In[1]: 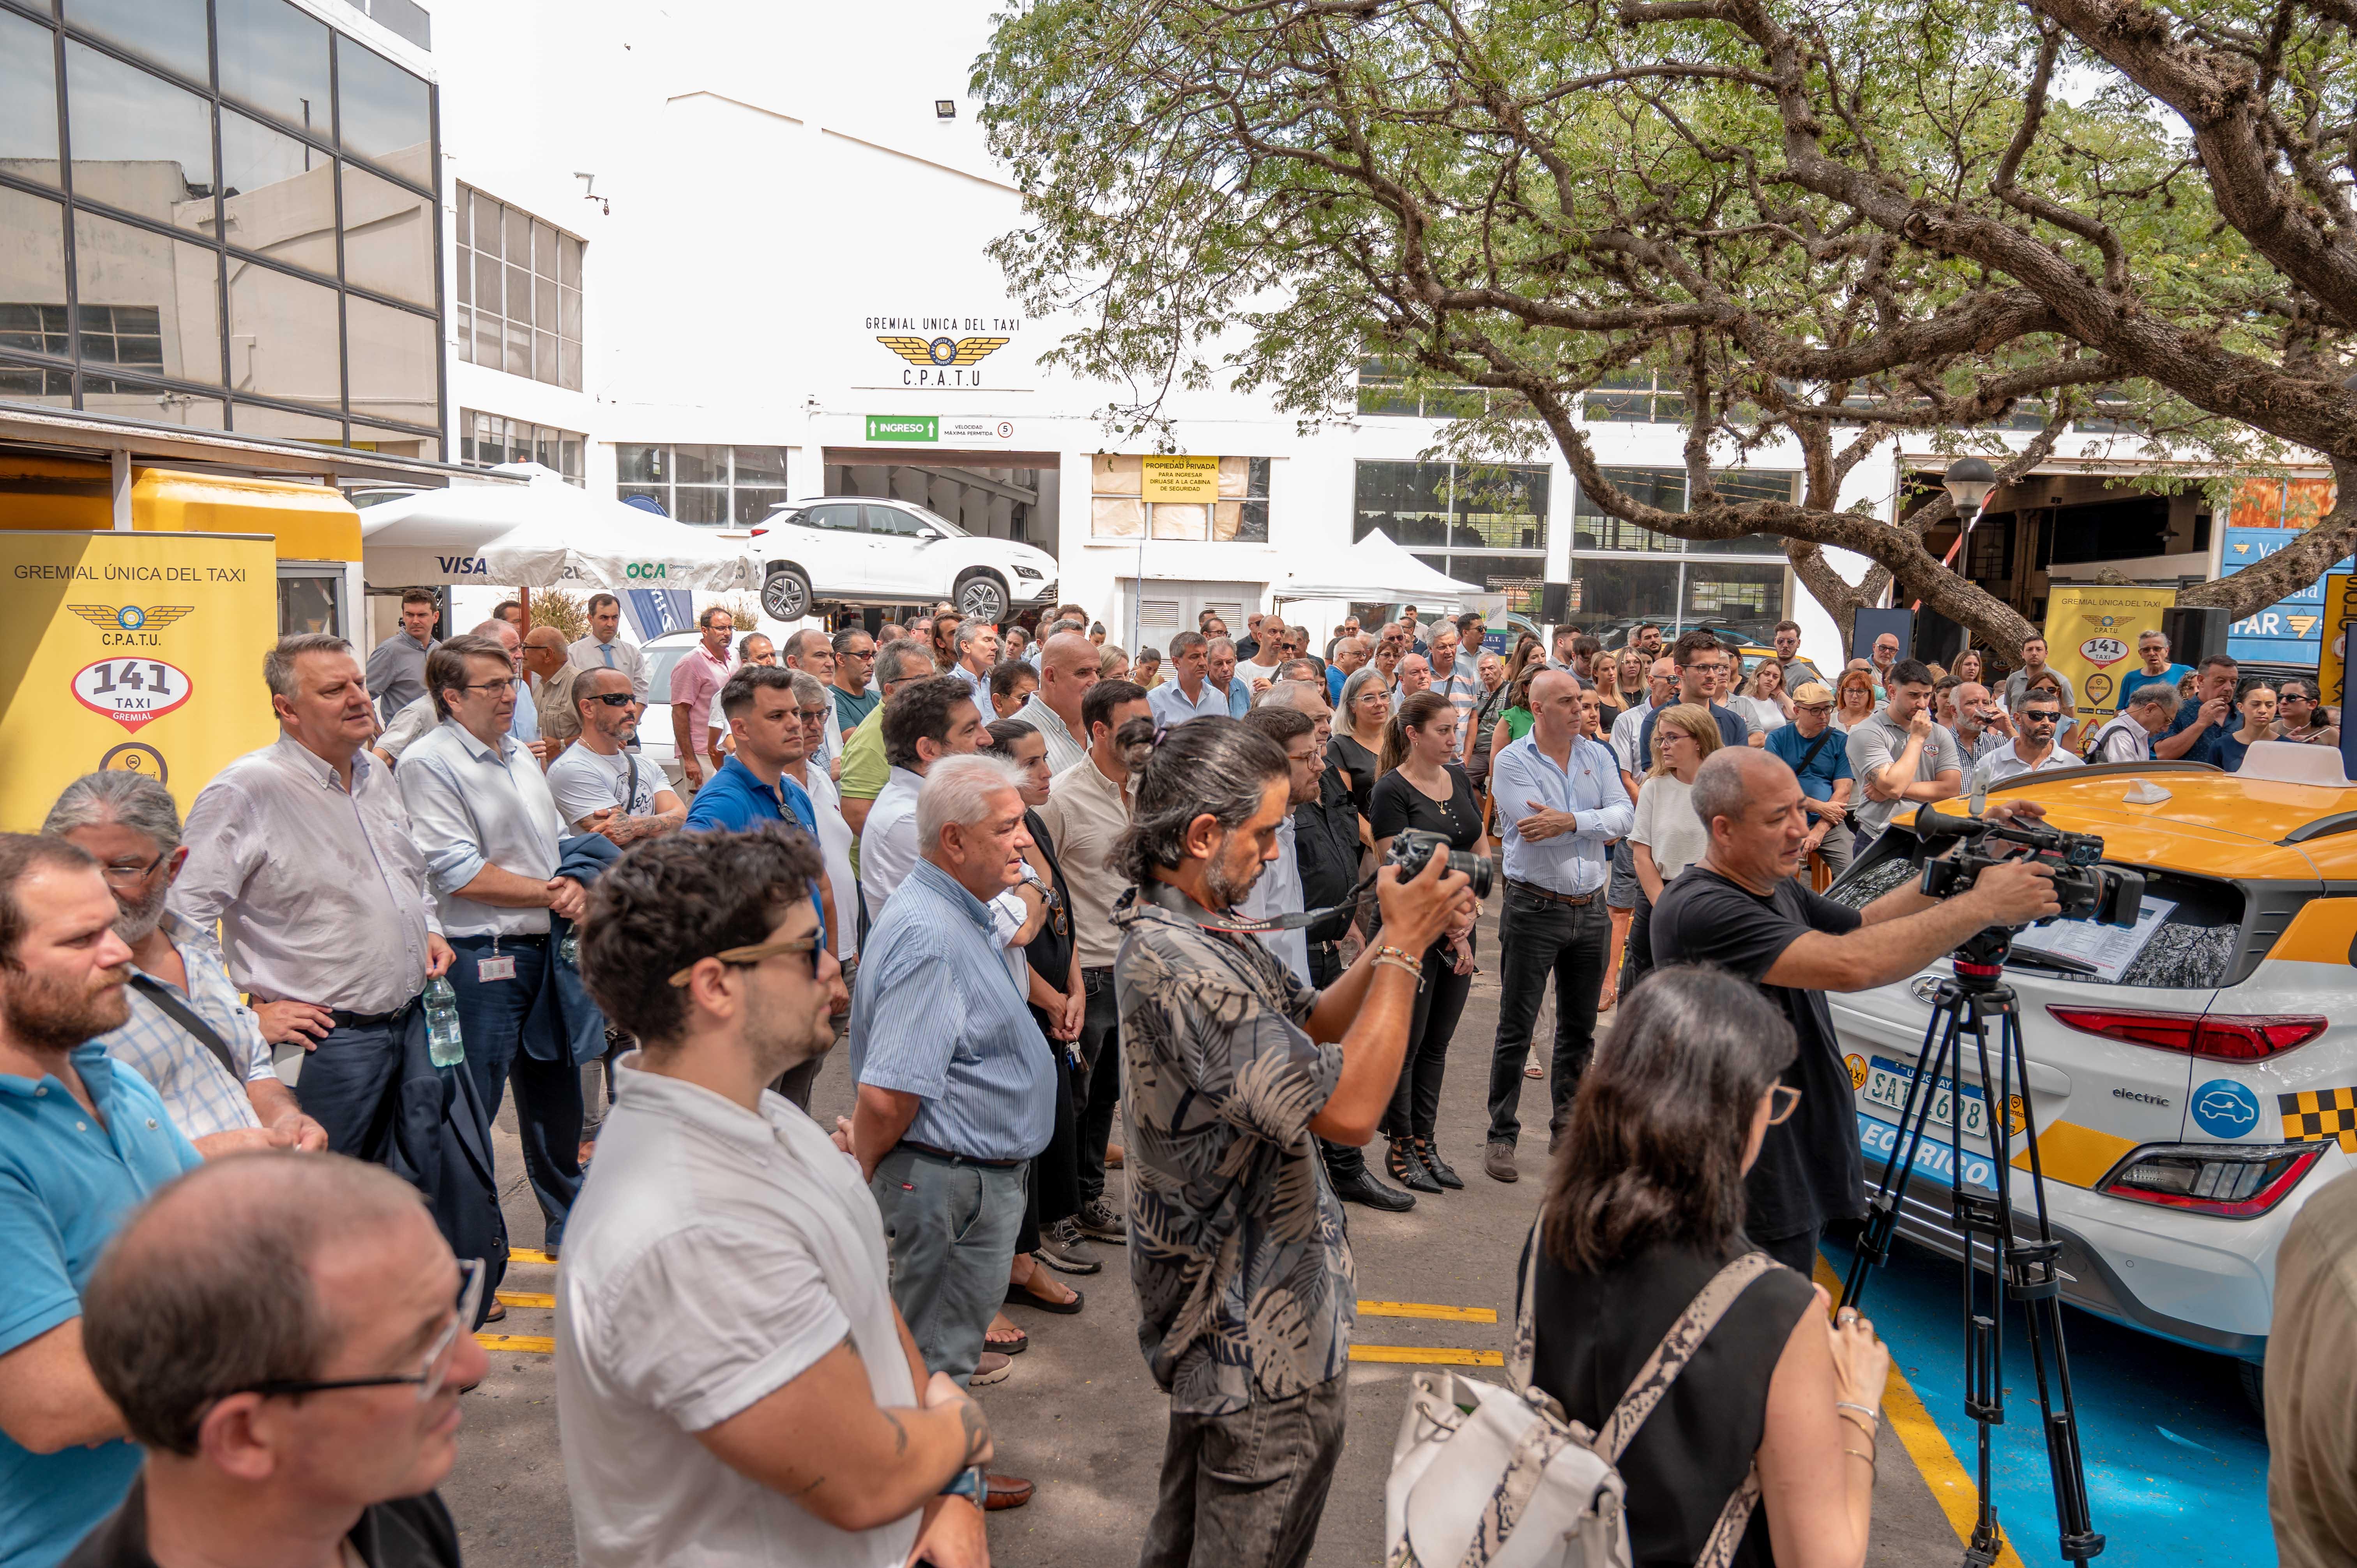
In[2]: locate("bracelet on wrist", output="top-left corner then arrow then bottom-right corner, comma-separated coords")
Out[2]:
1373,944 -> 1424,969
1835,1400 -> 1880,1424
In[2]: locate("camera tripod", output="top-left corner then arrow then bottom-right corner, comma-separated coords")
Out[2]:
1839,930 -> 2103,1566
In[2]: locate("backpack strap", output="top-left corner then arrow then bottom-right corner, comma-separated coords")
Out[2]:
1507,1223 -> 1545,1393
1594,1250 -> 1777,1463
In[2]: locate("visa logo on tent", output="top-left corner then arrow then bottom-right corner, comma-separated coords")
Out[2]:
436,556 -> 492,575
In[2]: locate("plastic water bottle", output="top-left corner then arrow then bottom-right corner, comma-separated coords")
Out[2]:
424,976 -> 465,1067
559,931 -> 580,969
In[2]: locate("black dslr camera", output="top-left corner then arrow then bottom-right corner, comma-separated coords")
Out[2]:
1386,828 -> 1494,899
1908,804 -> 2144,927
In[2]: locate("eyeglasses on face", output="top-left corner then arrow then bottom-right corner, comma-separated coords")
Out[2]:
797,706 -> 831,722
233,1258 -> 484,1404
461,678 -> 518,696
101,850 -> 168,885
667,934 -> 822,987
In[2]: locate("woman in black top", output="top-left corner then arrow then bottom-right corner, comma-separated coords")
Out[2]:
1368,690 -> 1486,1193
1329,663 -> 1392,834
1529,966 -> 1889,1568
981,719 -> 1088,1320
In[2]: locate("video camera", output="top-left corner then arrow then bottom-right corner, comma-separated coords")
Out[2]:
1386,828 -> 1494,899
1906,803 -> 2144,928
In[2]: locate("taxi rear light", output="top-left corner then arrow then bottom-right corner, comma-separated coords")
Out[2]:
2046,1006 -> 2327,1061
748,527 -> 768,537
2097,1142 -> 2323,1219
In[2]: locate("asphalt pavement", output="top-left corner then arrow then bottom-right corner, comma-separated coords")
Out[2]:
440,893 -> 2253,1567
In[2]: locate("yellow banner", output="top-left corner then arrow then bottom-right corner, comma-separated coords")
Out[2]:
2041,585 -> 2177,720
1141,455 -> 1219,503
0,531 -> 281,829
2323,573 -> 2356,710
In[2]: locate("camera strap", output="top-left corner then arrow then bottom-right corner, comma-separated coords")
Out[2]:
1139,874 -> 1376,936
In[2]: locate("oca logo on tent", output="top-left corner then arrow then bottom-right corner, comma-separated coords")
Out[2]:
2191,1079 -> 2261,1139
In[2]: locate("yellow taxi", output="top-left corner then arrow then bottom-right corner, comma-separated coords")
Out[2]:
1826,745 -> 2357,1405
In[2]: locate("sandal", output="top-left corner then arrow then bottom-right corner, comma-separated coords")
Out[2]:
985,1312 -> 1030,1355
1386,1137 -> 1442,1194
1005,1274 -> 1086,1315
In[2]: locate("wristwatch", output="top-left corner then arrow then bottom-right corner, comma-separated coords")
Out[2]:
939,1465 -> 987,1504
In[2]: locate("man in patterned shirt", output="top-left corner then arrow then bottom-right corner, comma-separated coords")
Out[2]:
1110,716 -> 1472,1568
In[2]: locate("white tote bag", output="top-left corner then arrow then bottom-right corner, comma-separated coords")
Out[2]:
1383,1232 -> 1777,1568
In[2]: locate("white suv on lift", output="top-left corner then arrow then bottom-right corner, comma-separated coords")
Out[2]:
742,496 -> 1059,625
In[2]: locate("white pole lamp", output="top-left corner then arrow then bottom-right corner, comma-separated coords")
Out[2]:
1943,456 -> 2000,536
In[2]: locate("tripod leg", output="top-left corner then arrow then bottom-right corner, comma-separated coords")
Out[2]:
1843,1000 -> 1963,1310
1954,995 -> 2009,1567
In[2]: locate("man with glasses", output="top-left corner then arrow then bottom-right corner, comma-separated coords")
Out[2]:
1763,683 -> 1858,879
2117,627 -> 2191,709
1770,619 -> 1824,689
67,1153 -> 484,1568
777,630 -> 846,774
548,668 -> 688,841
670,606 -> 737,792
570,591 -> 648,699
1973,693 -> 2082,791
1635,630 -> 1751,766
44,772 -> 327,1157
0,835 -> 204,1568
401,633 -> 588,1250
830,627 -> 883,732
173,634 -> 452,1157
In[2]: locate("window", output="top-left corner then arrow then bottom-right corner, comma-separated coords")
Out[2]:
1090,455 -> 1269,542
0,0 -> 440,452
1568,467 -> 1797,640
460,411 -> 584,484
1354,358 -> 1528,420
616,445 -> 790,526
456,185 -> 583,391
1581,369 -> 1688,425
1354,461 -> 1547,601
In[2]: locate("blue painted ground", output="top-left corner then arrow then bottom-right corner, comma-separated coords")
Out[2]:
1822,1233 -> 2274,1568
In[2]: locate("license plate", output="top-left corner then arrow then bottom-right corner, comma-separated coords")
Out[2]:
1859,1054 -> 1990,1141
1857,1111 -> 1997,1192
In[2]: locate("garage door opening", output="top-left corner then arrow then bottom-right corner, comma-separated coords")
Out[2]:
822,450 -> 1061,555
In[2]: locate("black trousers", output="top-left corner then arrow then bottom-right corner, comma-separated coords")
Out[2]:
1019,1008 -> 1083,1252
1486,889 -> 1610,1148
1074,968 -> 1122,1207
1759,1225 -> 1822,1276
1618,888 -> 1656,998
1307,943 -> 1369,1182
1380,934 -> 1473,1143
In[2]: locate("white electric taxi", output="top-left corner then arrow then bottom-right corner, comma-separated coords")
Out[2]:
739,496 -> 1057,626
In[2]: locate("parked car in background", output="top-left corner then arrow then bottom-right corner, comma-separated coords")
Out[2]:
737,496 -> 1058,625
632,629 -> 698,787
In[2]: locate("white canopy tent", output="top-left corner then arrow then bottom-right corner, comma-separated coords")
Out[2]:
1270,528 -> 1486,606
358,463 -> 759,592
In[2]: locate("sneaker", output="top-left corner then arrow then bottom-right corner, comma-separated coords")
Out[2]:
1038,1219 -> 1101,1275
1483,1141 -> 1520,1184
1074,1198 -> 1127,1243
971,1351 -> 1014,1386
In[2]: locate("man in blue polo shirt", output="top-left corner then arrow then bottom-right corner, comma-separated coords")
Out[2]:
1764,682 -> 1858,878
0,835 -> 202,1568
685,665 -> 836,953
2154,653 -> 2239,767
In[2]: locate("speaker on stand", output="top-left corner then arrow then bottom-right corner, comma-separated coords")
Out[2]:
2161,606 -> 2231,668
1539,582 -> 1573,625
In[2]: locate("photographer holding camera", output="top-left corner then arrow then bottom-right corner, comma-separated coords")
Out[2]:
1108,716 -> 1474,1568
1651,748 -> 2062,1273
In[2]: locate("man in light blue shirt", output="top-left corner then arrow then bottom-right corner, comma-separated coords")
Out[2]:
399,634 -> 586,1245
1481,669 -> 1634,1181
0,836 -> 203,1568
1148,631 -> 1232,727
848,756 -> 1055,1390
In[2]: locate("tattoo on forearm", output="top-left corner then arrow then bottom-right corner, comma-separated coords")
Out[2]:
883,1409 -> 910,1457
785,1474 -> 826,1498
958,1398 -> 988,1466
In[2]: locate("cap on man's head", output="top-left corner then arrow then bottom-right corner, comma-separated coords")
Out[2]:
1790,682 -> 1834,705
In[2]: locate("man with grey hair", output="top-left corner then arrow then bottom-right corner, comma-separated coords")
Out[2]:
2088,680 -> 2182,763
1391,652 -> 1433,711
1650,747 -> 2061,1273
45,773 -> 326,1157
70,1152 -> 482,1568
1148,629 -> 1228,726
173,634 -> 451,1157
850,755 -> 1055,1437
1327,635 -> 1368,705
944,618 -> 1002,708
839,639 -> 940,845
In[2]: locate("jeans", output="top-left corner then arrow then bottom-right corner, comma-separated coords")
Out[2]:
1486,890 -> 1610,1148
872,1145 -> 1027,1385
1074,968 -> 1122,1206
1139,1374 -> 1348,1568
1381,934 -> 1472,1143
1307,943 -> 1368,1183
1606,836 -> 1639,911
290,1010 -> 412,1157
447,934 -> 583,1247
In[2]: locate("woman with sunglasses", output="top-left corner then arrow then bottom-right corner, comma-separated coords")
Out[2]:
977,719 -> 1090,1330
1528,965 -> 1889,1568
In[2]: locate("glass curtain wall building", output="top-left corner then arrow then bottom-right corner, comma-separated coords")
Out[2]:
1354,460 -> 1550,612
1571,468 -> 1795,642
0,0 -> 441,456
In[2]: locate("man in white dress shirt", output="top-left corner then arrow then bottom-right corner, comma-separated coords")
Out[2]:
943,620 -> 1000,709
858,676 -> 986,916
399,633 -> 588,1245
1971,690 -> 2083,793
782,630 -> 846,772
568,592 -> 648,700
1235,706 -> 1320,985
1010,630 -> 1097,775
173,634 -> 453,1157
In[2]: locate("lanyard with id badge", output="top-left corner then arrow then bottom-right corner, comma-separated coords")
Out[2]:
478,934 -> 517,983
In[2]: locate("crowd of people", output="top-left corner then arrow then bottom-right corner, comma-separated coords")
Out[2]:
5,580 -> 2346,1568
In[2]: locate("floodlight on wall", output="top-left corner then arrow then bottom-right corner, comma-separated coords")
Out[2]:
936,100 -> 958,119
1942,456 -> 1999,533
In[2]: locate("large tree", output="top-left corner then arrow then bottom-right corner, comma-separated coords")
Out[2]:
977,0 -> 2357,647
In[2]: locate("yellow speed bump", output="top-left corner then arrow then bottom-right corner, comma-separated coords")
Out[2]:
496,1291 -> 555,1310
1350,1344 -> 1504,1367
1357,1300 -> 1497,1323
509,1248 -> 558,1266
476,1333 -> 555,1354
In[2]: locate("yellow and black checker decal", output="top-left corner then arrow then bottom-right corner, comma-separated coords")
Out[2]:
2279,1088 -> 2357,1152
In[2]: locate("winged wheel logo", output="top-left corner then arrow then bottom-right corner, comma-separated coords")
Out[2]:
876,335 -> 1009,367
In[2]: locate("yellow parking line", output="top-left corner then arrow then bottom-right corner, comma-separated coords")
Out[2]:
495,1291 -> 554,1310
509,1247 -> 558,1266
477,1333 -> 555,1354
1357,1300 -> 1498,1323
1811,1256 -> 2024,1568
1351,1344 -> 1505,1367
